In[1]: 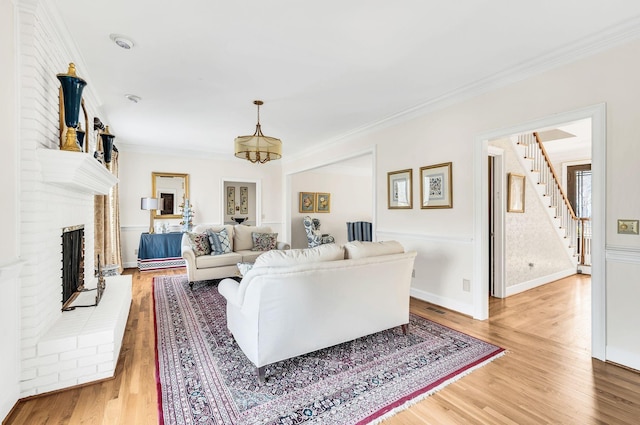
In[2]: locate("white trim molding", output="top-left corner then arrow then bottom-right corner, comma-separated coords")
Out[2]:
606,245 -> 640,264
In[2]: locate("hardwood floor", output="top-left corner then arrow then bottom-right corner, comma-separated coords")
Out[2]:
5,271 -> 640,424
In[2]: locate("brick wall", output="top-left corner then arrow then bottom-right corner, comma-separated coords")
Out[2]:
17,1 -> 130,397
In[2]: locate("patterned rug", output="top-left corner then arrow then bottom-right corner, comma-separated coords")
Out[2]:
154,275 -> 505,425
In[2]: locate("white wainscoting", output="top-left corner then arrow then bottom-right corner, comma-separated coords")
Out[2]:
377,229 -> 475,317
605,245 -> 640,370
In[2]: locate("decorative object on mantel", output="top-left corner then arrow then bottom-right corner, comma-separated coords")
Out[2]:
179,198 -> 195,232
234,100 -> 282,163
141,197 -> 159,233
232,217 -> 246,224
76,122 -> 86,150
99,126 -> 116,164
57,63 -> 87,152
94,117 -> 106,163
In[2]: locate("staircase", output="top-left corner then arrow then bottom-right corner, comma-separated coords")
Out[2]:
511,132 -> 591,271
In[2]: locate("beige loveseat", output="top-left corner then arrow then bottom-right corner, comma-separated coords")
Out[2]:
181,224 -> 290,288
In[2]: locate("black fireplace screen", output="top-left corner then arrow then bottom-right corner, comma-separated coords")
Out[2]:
61,225 -> 84,308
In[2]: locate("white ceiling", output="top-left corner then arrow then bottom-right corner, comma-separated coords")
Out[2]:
51,0 -> 640,159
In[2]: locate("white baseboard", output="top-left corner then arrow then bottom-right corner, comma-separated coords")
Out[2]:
607,346 -> 640,372
410,287 -> 474,317
505,268 -> 576,297
123,262 -> 137,269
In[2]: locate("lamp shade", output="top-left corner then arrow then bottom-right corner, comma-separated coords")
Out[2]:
141,197 -> 159,210
234,100 -> 282,164
234,132 -> 282,163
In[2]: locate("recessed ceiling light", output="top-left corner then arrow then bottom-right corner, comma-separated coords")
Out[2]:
125,94 -> 141,103
109,34 -> 134,50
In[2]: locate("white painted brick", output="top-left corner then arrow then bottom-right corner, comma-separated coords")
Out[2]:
78,351 -> 114,367
22,353 -> 58,369
37,336 -> 77,355
20,368 -> 37,381
59,364 -> 97,381
97,362 -> 115,374
78,330 -> 113,348
23,373 -> 59,391
38,359 -> 77,376
77,371 -> 113,385
59,346 -> 96,361
97,343 -> 114,354
21,346 -> 36,359
39,378 -> 80,395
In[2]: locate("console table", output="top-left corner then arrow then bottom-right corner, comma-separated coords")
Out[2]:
137,232 -> 186,271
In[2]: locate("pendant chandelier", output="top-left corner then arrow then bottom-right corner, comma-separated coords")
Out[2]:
234,100 -> 282,164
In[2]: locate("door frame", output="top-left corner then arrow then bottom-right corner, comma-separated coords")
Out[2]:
220,178 -> 262,226
473,103 -> 606,360
488,146 -> 505,298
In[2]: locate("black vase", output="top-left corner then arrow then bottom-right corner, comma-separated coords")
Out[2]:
100,126 -> 116,163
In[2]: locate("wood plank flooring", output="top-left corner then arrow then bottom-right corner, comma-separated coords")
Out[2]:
5,271 -> 640,424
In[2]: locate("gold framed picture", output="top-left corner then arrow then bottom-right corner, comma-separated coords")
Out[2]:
316,192 -> 331,213
299,192 -> 315,213
420,162 -> 453,209
387,169 -> 413,209
507,173 -> 525,213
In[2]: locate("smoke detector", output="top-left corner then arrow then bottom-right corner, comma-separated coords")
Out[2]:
125,94 -> 141,103
110,34 -> 134,50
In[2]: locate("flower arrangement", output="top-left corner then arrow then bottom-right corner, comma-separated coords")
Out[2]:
179,198 -> 195,232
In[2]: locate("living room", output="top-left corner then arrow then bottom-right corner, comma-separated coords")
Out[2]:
3,1 -> 640,423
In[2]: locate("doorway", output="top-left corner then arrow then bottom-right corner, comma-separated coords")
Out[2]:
474,104 -> 605,360
220,178 -> 262,226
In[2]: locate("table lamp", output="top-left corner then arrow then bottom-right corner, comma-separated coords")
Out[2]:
141,197 -> 159,233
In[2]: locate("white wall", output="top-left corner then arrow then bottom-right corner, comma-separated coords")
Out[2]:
118,150 -> 282,267
290,166 -> 373,249
283,38 -> 640,366
0,0 -> 21,419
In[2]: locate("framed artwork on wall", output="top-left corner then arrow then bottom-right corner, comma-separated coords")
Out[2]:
227,186 -> 235,215
507,173 -> 525,213
316,193 -> 331,213
420,162 -> 453,209
299,192 -> 315,213
387,169 -> 413,209
240,186 -> 248,214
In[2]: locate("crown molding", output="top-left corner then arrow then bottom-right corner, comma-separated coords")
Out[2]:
286,16 -> 640,163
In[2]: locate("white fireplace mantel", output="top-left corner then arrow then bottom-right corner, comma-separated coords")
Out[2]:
38,149 -> 118,194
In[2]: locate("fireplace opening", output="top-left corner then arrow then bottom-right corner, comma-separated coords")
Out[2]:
61,224 -> 85,310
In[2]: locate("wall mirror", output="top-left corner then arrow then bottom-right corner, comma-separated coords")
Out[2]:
152,172 -> 190,219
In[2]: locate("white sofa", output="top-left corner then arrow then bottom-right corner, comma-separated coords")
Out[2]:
181,224 -> 290,287
218,241 -> 417,382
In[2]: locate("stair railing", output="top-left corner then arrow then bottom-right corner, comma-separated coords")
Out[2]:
517,132 -> 579,259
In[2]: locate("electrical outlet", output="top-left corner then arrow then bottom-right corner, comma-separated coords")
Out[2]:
412,269 -> 415,278
463,279 -> 470,292
134,248 -> 138,255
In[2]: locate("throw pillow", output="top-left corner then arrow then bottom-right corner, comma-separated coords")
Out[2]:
251,232 -> 278,251
187,232 -> 211,256
207,228 -> 232,255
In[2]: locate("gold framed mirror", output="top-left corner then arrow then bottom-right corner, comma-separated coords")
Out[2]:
152,172 -> 190,219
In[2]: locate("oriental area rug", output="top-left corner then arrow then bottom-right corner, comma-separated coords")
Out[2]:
153,275 -> 505,425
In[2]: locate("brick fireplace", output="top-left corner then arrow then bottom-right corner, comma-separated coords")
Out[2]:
18,150 -> 131,397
